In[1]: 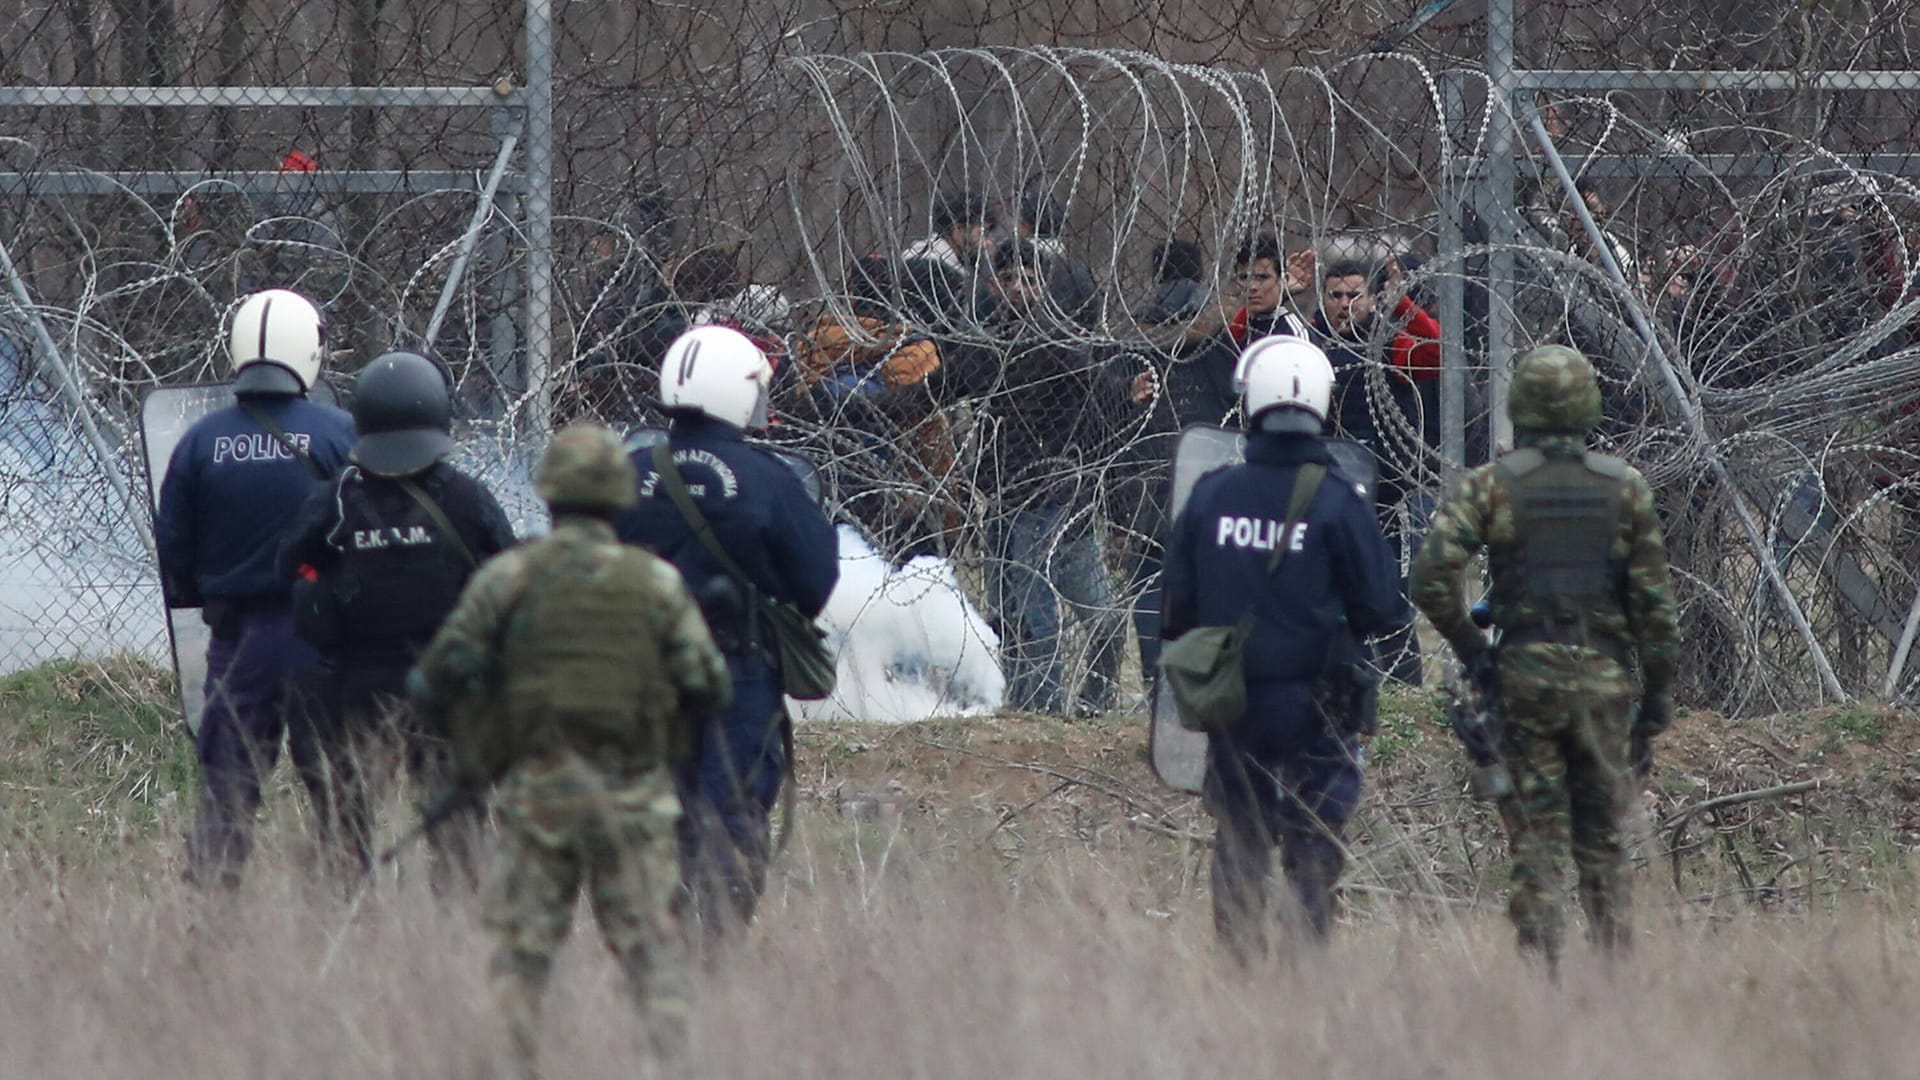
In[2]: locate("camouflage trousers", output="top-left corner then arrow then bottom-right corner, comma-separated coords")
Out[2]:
1496,645 -> 1637,965
484,754 -> 690,1079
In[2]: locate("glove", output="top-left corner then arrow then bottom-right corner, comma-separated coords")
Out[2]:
1634,695 -> 1674,737
1470,761 -> 1515,802
1630,696 -> 1672,779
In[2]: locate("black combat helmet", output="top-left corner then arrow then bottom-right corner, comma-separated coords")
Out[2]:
351,351 -> 454,477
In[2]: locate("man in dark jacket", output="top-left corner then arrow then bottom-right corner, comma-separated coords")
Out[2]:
1135,238 -> 1208,328
615,325 -> 840,939
1167,233 -> 1313,430
279,350 -> 517,885
911,240 -> 1154,714
156,288 -> 356,889
1125,234 -> 1309,699
1161,335 -> 1405,958
1015,188 -> 1101,331
1309,256 -> 1442,686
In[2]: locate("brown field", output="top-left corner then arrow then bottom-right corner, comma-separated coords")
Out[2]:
4,658 -> 1919,1078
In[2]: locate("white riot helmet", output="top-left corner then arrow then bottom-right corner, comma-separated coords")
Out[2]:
228,289 -> 325,395
1236,334 -> 1333,435
658,325 -> 773,430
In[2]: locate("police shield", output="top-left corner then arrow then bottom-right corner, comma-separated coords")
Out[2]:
1149,425 -> 1378,794
623,425 -> 827,505
140,381 -> 338,734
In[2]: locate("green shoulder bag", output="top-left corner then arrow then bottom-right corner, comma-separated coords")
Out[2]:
1159,463 -> 1324,732
651,443 -> 837,700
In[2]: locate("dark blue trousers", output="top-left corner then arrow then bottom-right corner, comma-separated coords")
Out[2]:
185,608 -> 362,887
677,649 -> 785,936
324,652 -> 479,891
1203,679 -> 1364,958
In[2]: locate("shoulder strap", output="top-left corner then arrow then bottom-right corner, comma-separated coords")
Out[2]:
239,400 -> 325,479
396,475 -> 478,570
650,441 -> 756,594
1494,445 -> 1547,483
1582,450 -> 1631,480
1265,462 -> 1327,575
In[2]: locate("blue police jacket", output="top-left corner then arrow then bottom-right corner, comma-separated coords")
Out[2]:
155,392 -> 355,606
1161,433 -> 1406,683
614,413 -> 840,643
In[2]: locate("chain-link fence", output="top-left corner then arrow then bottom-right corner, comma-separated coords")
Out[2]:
3,0 -> 1920,715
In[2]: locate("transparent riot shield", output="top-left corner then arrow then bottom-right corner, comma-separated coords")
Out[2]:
139,382 -> 337,734
1149,426 -> 1378,794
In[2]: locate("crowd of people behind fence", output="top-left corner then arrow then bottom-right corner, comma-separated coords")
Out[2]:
563,188 -> 1471,708
542,170 -> 1920,705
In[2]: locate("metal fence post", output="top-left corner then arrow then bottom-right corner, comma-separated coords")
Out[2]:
488,104 -> 522,413
1437,69 -> 1468,486
522,0 -> 555,434
423,131 -> 520,350
0,236 -> 154,561
1485,0 -> 1518,459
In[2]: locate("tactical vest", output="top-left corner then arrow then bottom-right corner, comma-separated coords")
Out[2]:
497,539 -> 681,771
328,474 -> 471,647
1488,447 -> 1630,651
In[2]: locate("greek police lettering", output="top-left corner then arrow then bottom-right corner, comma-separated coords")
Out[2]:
639,448 -> 743,499
212,431 -> 312,464
352,525 -> 434,550
1214,515 -> 1308,553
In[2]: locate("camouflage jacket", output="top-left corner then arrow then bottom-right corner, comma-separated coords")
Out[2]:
1410,434 -> 1679,696
408,515 -> 732,786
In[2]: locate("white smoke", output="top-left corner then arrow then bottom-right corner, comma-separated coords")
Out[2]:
797,526 -> 1004,724
2,389 -> 1006,727
0,380 -> 164,674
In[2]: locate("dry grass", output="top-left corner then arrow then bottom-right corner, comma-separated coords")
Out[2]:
5,659 -> 1920,1078
5,819 -> 1920,1080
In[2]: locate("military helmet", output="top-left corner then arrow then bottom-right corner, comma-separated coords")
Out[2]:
1507,345 -> 1602,433
351,351 -> 454,477
535,423 -> 637,511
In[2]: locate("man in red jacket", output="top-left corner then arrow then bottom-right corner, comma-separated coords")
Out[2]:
1308,256 -> 1442,686
1310,257 -> 1439,442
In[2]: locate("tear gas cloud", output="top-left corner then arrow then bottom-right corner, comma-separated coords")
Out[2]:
2,395 -> 1004,724
797,525 -> 1005,724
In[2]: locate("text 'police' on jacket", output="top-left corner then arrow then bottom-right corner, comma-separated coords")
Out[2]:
1214,516 -> 1308,553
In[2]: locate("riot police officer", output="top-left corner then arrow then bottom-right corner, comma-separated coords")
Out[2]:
614,325 -> 839,938
279,350 -> 517,884
1159,336 -> 1405,958
1411,345 -> 1679,968
156,288 -> 356,889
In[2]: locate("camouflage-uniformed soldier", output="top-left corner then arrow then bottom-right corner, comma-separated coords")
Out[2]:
408,424 -> 731,1078
1410,346 -> 1679,966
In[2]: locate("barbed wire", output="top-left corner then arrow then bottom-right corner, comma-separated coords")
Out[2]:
3,0 -> 1920,715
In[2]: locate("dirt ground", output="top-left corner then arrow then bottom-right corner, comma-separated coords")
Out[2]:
790,692 -> 1920,911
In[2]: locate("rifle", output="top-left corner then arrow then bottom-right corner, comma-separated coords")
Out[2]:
316,780 -> 478,976
320,785 -> 483,977
377,785 -> 483,865
1629,701 -> 1656,779
1446,602 -> 1514,802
